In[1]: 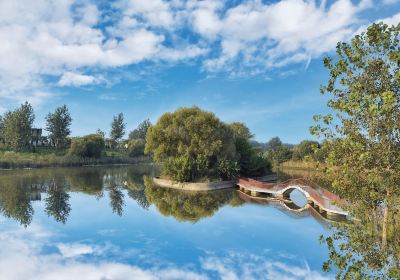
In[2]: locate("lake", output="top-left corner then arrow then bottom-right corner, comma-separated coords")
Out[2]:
0,165 -> 343,279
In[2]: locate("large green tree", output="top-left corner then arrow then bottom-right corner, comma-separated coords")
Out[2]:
145,107 -> 237,182
2,102 -> 34,150
311,22 -> 400,204
45,105 -> 72,148
110,113 -> 126,144
311,22 -> 400,278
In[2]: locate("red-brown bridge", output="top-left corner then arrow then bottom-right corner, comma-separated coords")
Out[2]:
237,177 -> 349,219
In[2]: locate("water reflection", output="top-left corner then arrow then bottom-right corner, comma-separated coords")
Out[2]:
143,176 -> 242,222
0,165 -> 242,225
321,201 -> 400,279
0,166 -> 397,279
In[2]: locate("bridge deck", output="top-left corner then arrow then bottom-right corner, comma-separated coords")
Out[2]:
237,177 -> 348,217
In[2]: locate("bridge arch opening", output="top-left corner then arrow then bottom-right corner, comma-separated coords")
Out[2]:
286,189 -> 308,208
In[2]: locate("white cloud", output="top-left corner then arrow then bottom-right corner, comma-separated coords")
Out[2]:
193,0 -> 373,75
115,0 -> 175,29
0,0 -> 204,108
0,0 -> 398,109
58,72 -> 99,87
57,243 -> 95,258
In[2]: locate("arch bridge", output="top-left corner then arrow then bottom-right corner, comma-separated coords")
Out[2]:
237,177 -> 349,220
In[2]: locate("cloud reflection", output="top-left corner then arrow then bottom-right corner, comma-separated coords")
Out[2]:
0,223 -> 333,280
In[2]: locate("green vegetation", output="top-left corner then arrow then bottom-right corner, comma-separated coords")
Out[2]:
69,134 -> 105,158
110,113 -> 126,146
0,104 -> 151,169
46,105 -> 72,149
1,102 -> 34,150
310,22 -> 400,279
129,119 -> 151,140
127,139 -> 146,157
311,22 -> 400,205
145,107 -> 270,182
229,122 -> 271,177
126,119 -> 151,157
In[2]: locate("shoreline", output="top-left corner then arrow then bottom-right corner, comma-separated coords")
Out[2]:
152,177 -> 235,191
0,157 -> 153,171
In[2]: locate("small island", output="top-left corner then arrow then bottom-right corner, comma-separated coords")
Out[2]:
144,106 -> 271,190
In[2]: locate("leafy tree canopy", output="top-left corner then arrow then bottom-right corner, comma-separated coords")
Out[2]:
292,140 -> 320,161
110,113 -> 126,143
145,107 -> 237,182
69,134 -> 105,158
311,22 -> 400,205
265,136 -> 283,151
129,119 -> 151,140
2,102 -> 34,150
45,105 -> 72,149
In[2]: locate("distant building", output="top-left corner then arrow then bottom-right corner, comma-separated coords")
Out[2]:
30,128 -> 48,146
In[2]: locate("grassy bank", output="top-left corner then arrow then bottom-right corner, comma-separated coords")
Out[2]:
278,160 -> 325,171
0,149 -> 152,169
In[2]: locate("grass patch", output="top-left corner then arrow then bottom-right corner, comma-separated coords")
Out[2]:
0,149 -> 151,169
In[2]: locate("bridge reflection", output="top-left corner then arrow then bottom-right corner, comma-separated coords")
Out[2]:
237,177 -> 349,222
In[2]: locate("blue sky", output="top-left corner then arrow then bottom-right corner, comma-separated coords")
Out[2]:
0,0 -> 399,143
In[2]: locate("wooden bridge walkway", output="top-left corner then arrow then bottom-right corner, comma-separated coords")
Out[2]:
237,177 -> 349,219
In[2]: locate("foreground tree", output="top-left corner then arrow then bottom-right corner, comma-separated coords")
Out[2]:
45,105 -> 72,148
110,113 -> 125,145
2,102 -> 34,150
321,201 -> 400,279
311,22 -> 400,278
311,22 -> 400,204
145,107 -> 237,182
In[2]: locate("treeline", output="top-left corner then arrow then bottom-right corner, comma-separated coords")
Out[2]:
0,102 -> 152,167
250,136 -> 327,167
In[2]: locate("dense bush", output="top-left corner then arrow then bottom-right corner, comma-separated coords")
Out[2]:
69,134 -> 105,158
127,139 -> 146,157
145,107 -> 237,182
146,108 -> 272,182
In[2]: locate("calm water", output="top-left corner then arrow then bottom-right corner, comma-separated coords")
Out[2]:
0,165 -> 337,280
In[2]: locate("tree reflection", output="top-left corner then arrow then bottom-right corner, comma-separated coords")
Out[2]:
44,179 -> 71,224
0,173 -> 35,227
66,168 -> 105,198
143,176 -> 240,222
123,168 -> 152,210
321,198 -> 400,279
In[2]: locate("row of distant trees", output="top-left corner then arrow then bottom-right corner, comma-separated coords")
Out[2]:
261,136 -> 327,166
0,102 -> 152,158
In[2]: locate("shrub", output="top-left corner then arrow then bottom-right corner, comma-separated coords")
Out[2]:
69,134 -> 105,158
127,139 -> 146,157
